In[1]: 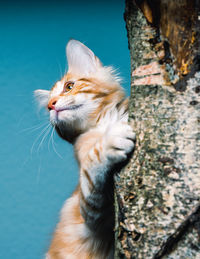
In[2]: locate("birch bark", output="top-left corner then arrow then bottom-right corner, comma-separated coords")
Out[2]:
115,1 -> 200,258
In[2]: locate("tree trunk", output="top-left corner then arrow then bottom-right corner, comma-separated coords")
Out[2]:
114,1 -> 200,258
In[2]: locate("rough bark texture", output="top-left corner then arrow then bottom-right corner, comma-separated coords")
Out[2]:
114,1 -> 200,258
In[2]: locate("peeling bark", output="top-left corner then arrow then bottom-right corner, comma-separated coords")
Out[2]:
114,1 -> 200,258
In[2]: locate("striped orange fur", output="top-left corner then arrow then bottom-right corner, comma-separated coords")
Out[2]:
35,40 -> 135,259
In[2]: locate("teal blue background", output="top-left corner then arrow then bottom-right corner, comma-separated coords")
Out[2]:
0,1 -> 130,258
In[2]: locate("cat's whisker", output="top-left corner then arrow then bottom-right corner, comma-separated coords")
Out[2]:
48,126 -> 54,152
56,59 -> 64,79
37,124 -> 52,153
30,123 -> 51,155
19,122 -> 49,134
51,126 -> 63,159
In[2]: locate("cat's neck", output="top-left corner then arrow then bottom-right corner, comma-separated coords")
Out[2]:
74,94 -> 129,144
94,92 -> 128,129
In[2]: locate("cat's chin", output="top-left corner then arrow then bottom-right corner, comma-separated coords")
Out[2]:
49,110 -> 59,125
49,109 -> 69,125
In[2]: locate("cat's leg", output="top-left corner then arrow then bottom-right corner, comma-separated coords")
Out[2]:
75,122 -> 135,234
72,122 -> 135,258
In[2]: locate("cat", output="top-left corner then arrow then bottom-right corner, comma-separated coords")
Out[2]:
35,40 -> 135,259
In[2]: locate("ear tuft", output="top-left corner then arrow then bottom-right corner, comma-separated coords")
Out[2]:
66,40 -> 101,76
34,89 -> 50,107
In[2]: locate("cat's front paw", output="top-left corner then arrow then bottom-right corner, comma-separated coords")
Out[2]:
104,122 -> 136,163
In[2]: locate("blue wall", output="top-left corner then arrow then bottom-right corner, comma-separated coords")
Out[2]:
0,1 -> 130,258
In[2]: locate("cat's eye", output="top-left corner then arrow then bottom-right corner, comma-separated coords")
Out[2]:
64,81 -> 74,92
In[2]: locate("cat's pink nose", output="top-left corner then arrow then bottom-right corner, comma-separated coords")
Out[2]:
48,97 -> 59,110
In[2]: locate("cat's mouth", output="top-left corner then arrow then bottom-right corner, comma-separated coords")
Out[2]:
55,104 -> 83,112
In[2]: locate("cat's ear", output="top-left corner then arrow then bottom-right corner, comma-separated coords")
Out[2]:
66,40 -> 102,76
34,89 -> 50,107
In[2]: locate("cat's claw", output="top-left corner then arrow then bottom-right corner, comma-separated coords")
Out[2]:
104,122 -> 135,163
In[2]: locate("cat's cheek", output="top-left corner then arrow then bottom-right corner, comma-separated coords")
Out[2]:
57,110 -> 68,121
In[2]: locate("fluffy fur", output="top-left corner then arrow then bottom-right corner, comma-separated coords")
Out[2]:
35,40 -> 135,259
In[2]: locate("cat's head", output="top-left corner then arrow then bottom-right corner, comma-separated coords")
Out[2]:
35,40 -> 124,143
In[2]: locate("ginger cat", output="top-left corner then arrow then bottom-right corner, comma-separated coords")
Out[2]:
35,40 -> 135,259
